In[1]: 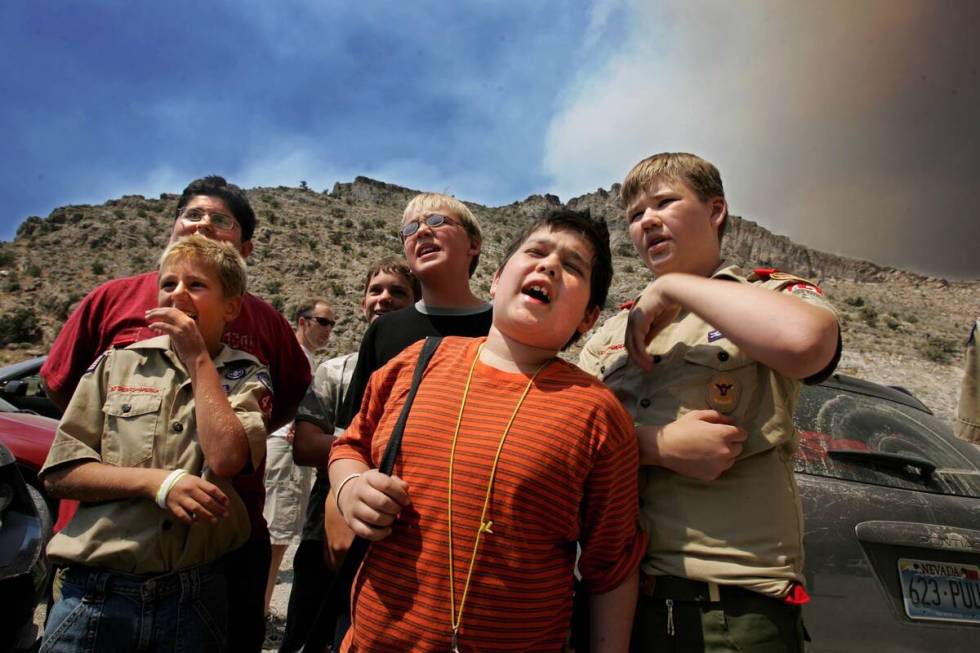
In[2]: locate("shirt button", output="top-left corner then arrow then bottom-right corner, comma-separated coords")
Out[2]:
600,366 -> 606,373
162,519 -> 172,531
652,355 -> 662,364
172,422 -> 184,432
640,398 -> 651,408
121,403 -> 131,413
717,351 -> 730,362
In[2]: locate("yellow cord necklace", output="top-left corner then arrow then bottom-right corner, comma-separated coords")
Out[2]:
447,343 -> 553,653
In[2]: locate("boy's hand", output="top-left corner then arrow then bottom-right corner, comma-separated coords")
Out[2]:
638,410 -> 746,480
337,469 -> 410,541
626,278 -> 682,371
165,474 -> 230,524
145,307 -> 209,366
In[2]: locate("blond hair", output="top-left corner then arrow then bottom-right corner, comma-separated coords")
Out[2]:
621,152 -> 727,239
621,152 -> 725,207
403,193 -> 482,276
159,234 -> 247,298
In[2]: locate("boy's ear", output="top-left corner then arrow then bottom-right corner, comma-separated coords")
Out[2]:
709,197 -> 728,234
576,305 -> 601,335
468,236 -> 482,257
223,296 -> 243,324
489,270 -> 500,299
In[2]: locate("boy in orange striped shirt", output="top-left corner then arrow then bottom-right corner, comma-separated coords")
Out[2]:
329,209 -> 644,652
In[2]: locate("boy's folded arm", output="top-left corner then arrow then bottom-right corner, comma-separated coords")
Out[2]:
589,568 -> 638,653
43,460 -> 168,502
637,410 -> 746,480
629,273 -> 839,379
187,354 -> 251,477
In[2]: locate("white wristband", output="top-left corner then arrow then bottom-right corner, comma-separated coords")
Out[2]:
334,472 -> 362,517
155,469 -> 188,509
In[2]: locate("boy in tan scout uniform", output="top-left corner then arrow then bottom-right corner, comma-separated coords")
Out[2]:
579,153 -> 841,652
39,235 -> 272,653
955,317 -> 980,443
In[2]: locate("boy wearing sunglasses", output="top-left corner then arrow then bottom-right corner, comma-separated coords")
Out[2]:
330,208 -> 643,652
336,192 -> 493,429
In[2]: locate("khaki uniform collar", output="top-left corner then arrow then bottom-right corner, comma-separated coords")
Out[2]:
710,261 -> 750,282
125,335 -> 261,369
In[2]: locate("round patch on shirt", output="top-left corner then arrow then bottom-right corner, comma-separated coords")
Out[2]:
224,367 -> 246,380
707,373 -> 740,414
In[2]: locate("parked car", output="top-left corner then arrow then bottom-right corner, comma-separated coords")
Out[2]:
0,440 -> 52,651
0,356 -> 60,420
795,374 -> 980,652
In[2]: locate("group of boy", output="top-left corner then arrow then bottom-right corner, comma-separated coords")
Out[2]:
38,151 -> 841,653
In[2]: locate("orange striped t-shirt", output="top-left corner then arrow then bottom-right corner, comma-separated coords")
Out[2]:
331,336 -> 644,652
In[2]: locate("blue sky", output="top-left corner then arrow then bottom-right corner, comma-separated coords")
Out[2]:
2,1 -> 978,278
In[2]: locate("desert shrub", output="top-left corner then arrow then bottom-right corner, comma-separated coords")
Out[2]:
918,335 -> 959,364
859,306 -> 878,327
16,217 -> 43,239
844,296 -> 865,307
92,261 -> 105,275
113,208 -> 126,219
0,307 -> 42,345
885,316 -> 901,330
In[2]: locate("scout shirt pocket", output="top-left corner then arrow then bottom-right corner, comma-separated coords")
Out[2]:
681,342 -> 755,416
101,390 -> 163,466
675,342 -> 778,459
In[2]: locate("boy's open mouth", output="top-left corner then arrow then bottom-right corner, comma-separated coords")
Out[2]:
417,243 -> 440,257
646,234 -> 670,248
522,283 -> 551,304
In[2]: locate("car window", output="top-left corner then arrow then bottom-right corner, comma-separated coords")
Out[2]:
794,384 -> 980,498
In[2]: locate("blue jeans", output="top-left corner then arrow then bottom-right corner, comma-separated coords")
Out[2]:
41,562 -> 227,653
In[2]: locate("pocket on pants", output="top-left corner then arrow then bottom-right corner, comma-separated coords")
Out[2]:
41,591 -> 104,653
716,599 -> 803,653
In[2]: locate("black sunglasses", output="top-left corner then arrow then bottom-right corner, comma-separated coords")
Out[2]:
399,213 -> 460,239
305,315 -> 336,328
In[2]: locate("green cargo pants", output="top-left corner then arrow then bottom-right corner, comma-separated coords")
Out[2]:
630,577 -> 805,653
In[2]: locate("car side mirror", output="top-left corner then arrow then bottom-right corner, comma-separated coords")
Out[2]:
2,380 -> 27,397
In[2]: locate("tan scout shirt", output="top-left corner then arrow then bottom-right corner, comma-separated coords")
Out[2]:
579,264 -> 840,597
956,319 -> 980,444
40,335 -> 271,574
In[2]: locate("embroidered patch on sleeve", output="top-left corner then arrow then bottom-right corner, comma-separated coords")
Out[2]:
255,371 -> 274,393
785,282 -> 824,296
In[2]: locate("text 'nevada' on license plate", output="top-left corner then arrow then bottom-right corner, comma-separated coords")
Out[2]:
898,558 -> 980,624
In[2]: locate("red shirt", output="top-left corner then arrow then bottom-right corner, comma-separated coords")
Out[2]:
42,271 -> 311,533
332,337 -> 645,652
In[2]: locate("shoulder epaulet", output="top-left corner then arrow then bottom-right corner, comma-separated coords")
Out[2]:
753,267 -> 824,295
618,299 -> 636,311
83,349 -> 111,376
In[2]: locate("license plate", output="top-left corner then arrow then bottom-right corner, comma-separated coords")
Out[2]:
898,558 -> 980,624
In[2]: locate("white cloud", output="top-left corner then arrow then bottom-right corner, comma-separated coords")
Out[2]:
542,0 -> 980,277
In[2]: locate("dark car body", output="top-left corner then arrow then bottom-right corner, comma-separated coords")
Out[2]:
0,440 -> 52,651
795,375 -> 980,651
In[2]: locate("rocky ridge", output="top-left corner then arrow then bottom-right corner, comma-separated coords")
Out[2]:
0,176 -> 975,422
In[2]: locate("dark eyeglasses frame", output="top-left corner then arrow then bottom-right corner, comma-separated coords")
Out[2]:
399,213 -> 460,239
179,207 -> 240,232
